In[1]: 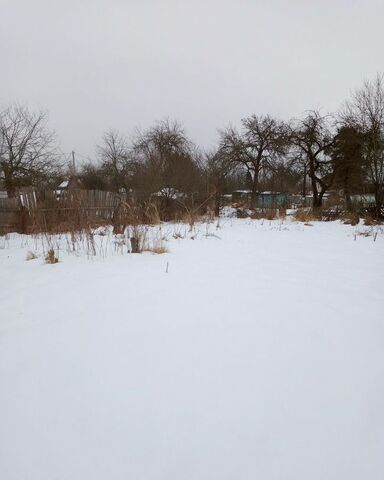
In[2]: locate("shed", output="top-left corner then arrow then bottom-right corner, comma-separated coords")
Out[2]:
232,190 -> 252,202
255,192 -> 288,208
350,194 -> 375,207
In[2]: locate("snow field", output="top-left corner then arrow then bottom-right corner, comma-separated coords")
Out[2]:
0,219 -> 383,480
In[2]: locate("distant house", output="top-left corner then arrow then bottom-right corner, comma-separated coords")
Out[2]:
231,190 -> 288,207
255,192 -> 288,208
151,187 -> 185,200
55,177 -> 84,198
58,180 -> 69,190
232,190 -> 252,202
350,194 -> 375,207
0,191 -> 8,199
288,193 -> 332,207
57,176 -> 84,192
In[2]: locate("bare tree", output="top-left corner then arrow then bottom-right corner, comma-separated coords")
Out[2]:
134,120 -> 189,163
219,115 -> 287,206
98,129 -> 134,193
133,119 -> 196,194
260,155 -> 302,193
290,111 -> 336,208
0,105 -> 59,196
204,148 -> 236,215
342,74 -> 384,216
78,162 -> 109,190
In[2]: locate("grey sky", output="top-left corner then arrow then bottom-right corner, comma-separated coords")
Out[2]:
1,0 -> 383,161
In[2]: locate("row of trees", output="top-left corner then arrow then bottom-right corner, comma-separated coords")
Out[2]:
92,120 -> 202,197
1,75 -> 383,215
215,75 -> 383,213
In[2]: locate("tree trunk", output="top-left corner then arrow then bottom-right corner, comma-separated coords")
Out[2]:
318,188 -> 327,208
302,164 -> 307,198
342,167 -> 353,211
345,192 -> 352,212
4,176 -> 17,198
374,185 -> 383,218
130,236 -> 140,253
308,157 -> 322,208
310,175 -> 321,208
250,173 -> 259,209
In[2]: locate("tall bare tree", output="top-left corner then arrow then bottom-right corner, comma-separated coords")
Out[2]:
342,74 -> 384,216
219,115 -> 287,206
98,129 -> 134,193
290,111 -> 336,208
0,105 -> 59,196
133,119 -> 197,194
78,162 -> 109,191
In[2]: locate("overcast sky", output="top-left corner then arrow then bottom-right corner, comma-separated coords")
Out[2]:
1,0 -> 383,161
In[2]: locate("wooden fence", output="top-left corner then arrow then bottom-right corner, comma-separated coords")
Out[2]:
0,197 -> 20,233
0,190 -> 125,234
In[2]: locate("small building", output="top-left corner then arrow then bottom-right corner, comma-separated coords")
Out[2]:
57,177 -> 84,191
55,177 -> 84,198
232,190 -> 252,202
289,193 -> 331,207
231,190 -> 289,207
255,192 -> 288,208
350,194 -> 375,207
152,187 -> 185,200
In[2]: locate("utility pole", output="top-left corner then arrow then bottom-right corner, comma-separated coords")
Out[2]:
71,150 -> 76,172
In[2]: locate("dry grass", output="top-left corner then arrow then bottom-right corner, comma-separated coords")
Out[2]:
237,208 -> 250,219
265,208 -> 278,220
235,207 -> 281,220
127,225 -> 146,253
143,201 -> 161,225
363,214 -> 382,226
250,210 -> 272,220
342,212 -> 360,226
26,250 -> 38,261
142,233 -> 168,254
45,248 -> 58,264
143,245 -> 168,254
278,208 -> 287,219
293,208 -> 319,222
179,210 -> 207,230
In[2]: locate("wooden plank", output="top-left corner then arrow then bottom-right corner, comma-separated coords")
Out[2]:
0,189 -> 128,233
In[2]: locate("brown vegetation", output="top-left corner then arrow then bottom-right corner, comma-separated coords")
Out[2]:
1,74 -> 384,229
45,248 -> 58,264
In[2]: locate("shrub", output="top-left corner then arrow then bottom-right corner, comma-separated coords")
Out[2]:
26,251 -> 38,261
143,245 -> 168,254
45,248 -> 58,264
342,212 -> 360,226
363,214 -> 380,226
237,208 -> 250,218
142,234 -> 168,254
293,208 -> 318,222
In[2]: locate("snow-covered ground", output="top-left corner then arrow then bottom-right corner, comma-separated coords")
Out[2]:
1,218 -> 383,480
